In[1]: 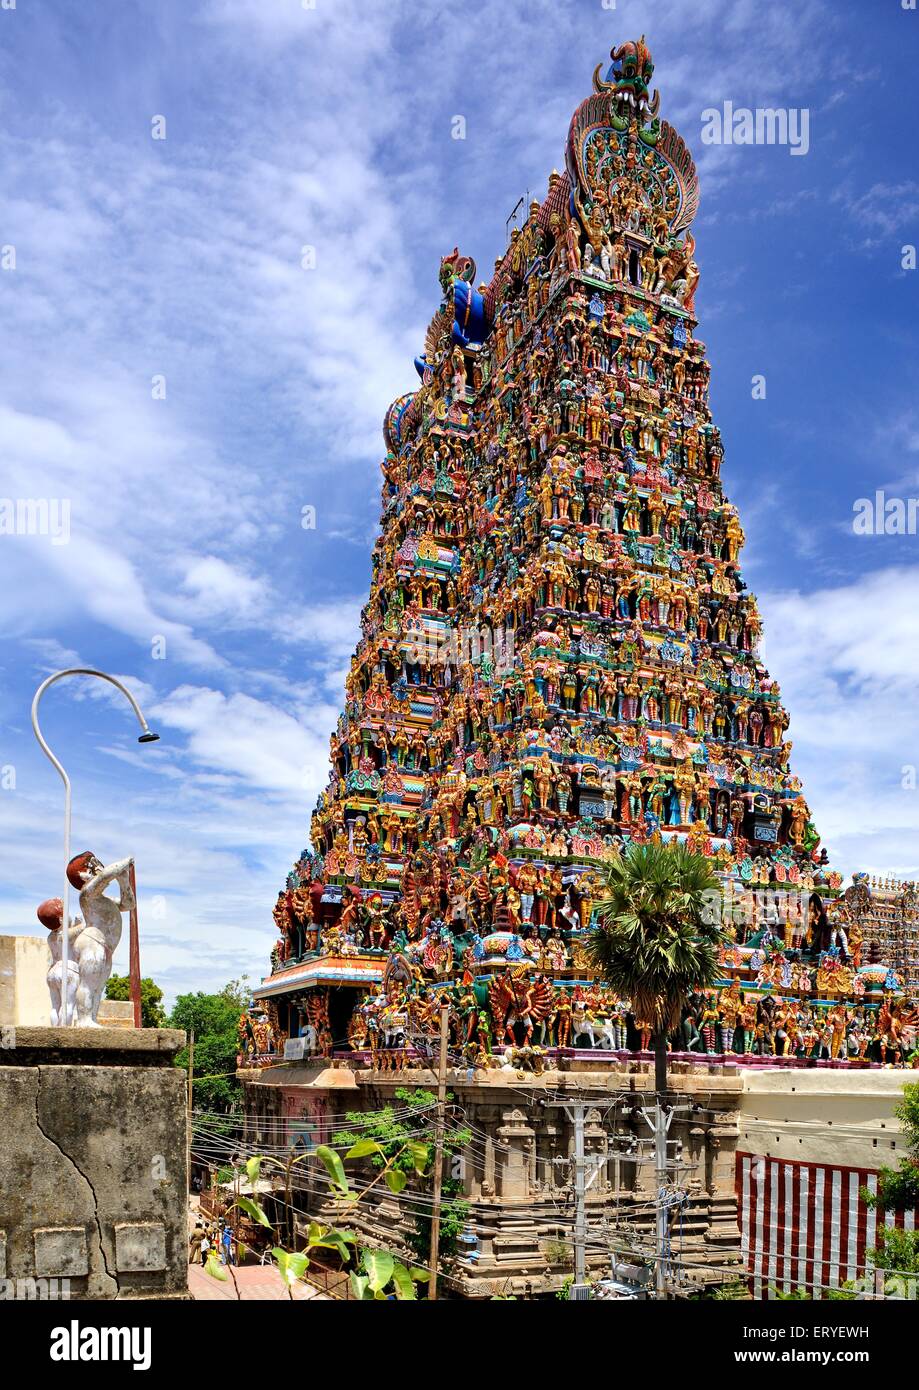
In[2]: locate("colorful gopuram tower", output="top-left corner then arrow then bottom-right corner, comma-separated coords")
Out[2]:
248,39 -> 909,1068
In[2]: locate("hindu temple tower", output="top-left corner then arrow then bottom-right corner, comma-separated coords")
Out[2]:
239,39 -> 918,1298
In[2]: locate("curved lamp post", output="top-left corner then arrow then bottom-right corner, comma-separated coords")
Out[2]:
31,668 -> 160,1026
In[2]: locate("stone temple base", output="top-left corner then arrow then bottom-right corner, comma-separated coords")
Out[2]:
242,1060 -> 745,1299
0,1027 -> 189,1299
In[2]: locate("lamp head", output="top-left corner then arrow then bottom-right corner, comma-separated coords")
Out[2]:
138,730 -> 160,744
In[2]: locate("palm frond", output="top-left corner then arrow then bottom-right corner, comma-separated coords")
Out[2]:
586,842 -> 727,1031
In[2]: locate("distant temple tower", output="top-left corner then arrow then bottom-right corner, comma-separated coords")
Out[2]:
254,37 -> 845,1051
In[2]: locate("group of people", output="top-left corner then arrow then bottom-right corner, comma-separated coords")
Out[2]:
190,1220 -> 235,1268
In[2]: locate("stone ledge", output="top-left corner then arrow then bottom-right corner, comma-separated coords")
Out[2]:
0,1026 -> 186,1066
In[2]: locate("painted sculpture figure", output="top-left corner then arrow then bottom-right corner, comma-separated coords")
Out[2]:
39,851 -> 136,1027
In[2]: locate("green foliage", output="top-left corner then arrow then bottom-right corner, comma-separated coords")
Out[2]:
207,1128 -> 433,1303
220,977 -> 252,1011
869,1226 -> 919,1277
772,1285 -> 855,1301
170,980 -> 250,1113
349,1248 -> 429,1301
316,1144 -> 351,1197
104,974 -> 167,1028
863,1083 -> 919,1212
865,1162 -> 919,1213
272,1247 -> 311,1287
588,842 -> 725,1030
688,1275 -> 749,1301
708,1278 -> 750,1301
332,1086 -> 471,1264
170,982 -> 249,1037
237,1195 -> 272,1229
863,1082 -> 919,1285
205,1251 -> 228,1282
895,1081 -> 919,1147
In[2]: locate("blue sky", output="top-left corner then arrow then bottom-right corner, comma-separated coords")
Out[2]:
1,0 -> 918,1005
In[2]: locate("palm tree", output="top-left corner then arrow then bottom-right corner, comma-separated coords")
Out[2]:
587,841 -> 726,1095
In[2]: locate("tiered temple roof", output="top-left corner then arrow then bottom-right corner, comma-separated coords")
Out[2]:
246,39 -> 916,1071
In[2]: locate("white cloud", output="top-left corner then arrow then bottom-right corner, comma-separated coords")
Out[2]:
761,567 -> 919,881
152,683 -> 335,796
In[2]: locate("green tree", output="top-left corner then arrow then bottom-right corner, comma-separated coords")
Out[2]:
588,842 -> 726,1094
869,1081 -> 919,1210
170,977 -> 250,1114
332,1087 -> 471,1265
863,1080 -> 919,1284
104,974 -> 167,1029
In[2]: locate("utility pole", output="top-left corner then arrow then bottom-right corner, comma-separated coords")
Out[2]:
540,1093 -> 685,1300
653,1101 -> 669,1300
186,1030 -> 194,1195
542,1096 -> 599,1298
428,1003 -> 450,1301
637,1098 -> 690,1299
571,1101 -> 588,1292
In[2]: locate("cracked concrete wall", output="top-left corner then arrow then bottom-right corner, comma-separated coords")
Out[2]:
0,1028 -> 188,1299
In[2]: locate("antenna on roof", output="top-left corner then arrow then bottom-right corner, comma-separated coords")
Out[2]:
505,192 -> 529,245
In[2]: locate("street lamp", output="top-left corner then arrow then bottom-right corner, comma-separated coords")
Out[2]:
31,668 -> 160,1026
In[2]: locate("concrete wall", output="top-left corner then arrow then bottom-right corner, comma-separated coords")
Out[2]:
734,1070 -> 916,1295
0,935 -> 51,1027
98,999 -> 136,1029
0,1027 -> 188,1299
737,1068 -> 912,1170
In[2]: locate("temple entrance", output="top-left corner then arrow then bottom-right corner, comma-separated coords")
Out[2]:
328,986 -> 357,1052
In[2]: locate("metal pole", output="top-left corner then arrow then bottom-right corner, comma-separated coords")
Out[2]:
187,1031 -> 195,1196
572,1102 -> 587,1290
428,1003 -> 450,1301
30,668 -> 158,1028
63,776 -> 72,1024
654,1100 -> 668,1299
128,861 -> 142,1027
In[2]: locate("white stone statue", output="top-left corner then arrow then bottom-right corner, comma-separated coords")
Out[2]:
38,898 -> 80,1027
39,852 -> 135,1027
70,852 -> 135,1026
